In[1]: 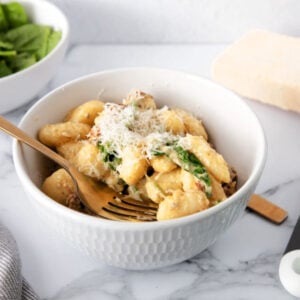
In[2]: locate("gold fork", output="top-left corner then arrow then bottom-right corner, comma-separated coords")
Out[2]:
0,116 -> 158,222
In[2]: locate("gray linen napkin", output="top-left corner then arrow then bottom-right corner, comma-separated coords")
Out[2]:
0,223 -> 38,300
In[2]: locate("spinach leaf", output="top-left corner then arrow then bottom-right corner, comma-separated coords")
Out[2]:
0,60 -> 12,77
0,50 -> 16,57
7,52 -> 36,72
2,2 -> 28,29
98,142 -> 122,171
47,30 -> 61,54
5,24 -> 48,51
151,149 -> 165,156
0,6 -> 8,32
34,26 -> 51,60
0,40 -> 13,49
153,144 -> 212,198
172,145 -> 212,197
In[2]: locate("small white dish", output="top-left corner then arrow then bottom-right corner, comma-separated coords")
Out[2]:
279,250 -> 300,298
0,0 -> 69,113
12,68 -> 267,270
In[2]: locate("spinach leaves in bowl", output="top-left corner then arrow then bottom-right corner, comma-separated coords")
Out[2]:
0,1 -> 61,78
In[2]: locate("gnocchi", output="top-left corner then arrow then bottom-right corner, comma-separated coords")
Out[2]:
42,168 -> 75,205
64,100 -> 104,125
38,122 -> 90,148
40,90 -> 237,221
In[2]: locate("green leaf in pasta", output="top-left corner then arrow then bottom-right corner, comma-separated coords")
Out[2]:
153,143 -> 212,198
151,149 -> 165,156
171,145 -> 212,198
97,141 -> 122,171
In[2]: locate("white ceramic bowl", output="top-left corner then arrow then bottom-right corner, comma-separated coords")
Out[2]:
0,0 -> 69,113
12,68 -> 266,270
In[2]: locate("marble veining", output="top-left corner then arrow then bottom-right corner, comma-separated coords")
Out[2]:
47,249 -> 293,300
0,44 -> 299,299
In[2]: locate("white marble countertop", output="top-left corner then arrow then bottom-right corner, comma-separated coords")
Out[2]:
1,43 -> 300,300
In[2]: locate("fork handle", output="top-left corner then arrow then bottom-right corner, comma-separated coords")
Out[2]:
0,116 -> 70,170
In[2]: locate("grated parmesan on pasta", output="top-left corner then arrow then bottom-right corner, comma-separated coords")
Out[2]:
91,101 -> 186,159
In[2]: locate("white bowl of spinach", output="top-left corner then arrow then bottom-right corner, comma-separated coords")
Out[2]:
0,0 -> 69,113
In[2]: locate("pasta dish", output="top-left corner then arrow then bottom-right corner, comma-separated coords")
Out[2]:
39,90 -> 237,221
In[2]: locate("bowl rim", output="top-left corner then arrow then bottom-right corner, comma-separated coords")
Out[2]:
0,0 -> 70,83
12,67 -> 267,230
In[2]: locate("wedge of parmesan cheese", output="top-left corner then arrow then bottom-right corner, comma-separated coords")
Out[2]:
212,30 -> 300,113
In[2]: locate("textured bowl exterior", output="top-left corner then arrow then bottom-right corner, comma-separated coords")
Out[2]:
0,0 -> 69,113
13,68 -> 266,270
24,186 -> 254,269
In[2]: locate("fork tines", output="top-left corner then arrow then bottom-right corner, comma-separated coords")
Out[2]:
104,197 -> 158,222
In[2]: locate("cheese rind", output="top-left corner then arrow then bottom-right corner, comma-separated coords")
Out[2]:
212,30 -> 300,113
